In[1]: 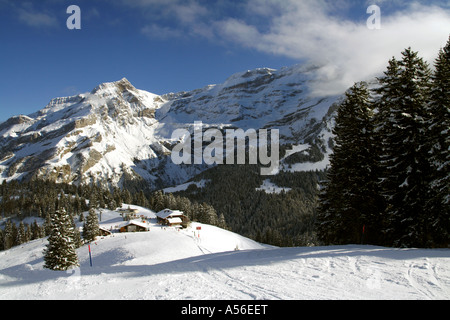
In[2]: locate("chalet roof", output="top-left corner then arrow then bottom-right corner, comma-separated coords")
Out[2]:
167,217 -> 183,224
118,207 -> 139,213
122,220 -> 150,229
156,209 -> 184,219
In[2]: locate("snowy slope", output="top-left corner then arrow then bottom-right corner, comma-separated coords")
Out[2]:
1,206 -> 449,300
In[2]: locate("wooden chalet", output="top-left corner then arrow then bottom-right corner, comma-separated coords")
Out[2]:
119,220 -> 150,233
99,227 -> 112,236
156,209 -> 189,228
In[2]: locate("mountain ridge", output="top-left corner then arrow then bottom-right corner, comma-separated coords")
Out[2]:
0,64 -> 341,190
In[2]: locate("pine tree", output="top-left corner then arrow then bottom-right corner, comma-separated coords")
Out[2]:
151,190 -> 165,212
74,193 -> 82,215
89,191 -> 99,210
83,208 -> 99,243
113,187 -> 123,209
71,218 -> 83,249
25,224 -> 32,243
122,189 -> 132,205
136,190 -> 147,207
31,220 -> 41,240
43,208 -> 79,271
10,223 -> 18,248
425,36 -> 450,247
317,82 -> 379,244
0,229 -> 4,251
375,48 -> 432,247
217,213 -> 227,229
16,221 -> 27,245
3,220 -> 14,250
43,212 -> 52,236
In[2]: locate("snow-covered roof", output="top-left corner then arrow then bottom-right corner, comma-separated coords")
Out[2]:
117,207 -> 139,213
156,209 -> 184,219
167,217 -> 182,224
122,220 -> 150,229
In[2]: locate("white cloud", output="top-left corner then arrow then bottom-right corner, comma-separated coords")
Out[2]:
141,24 -> 183,39
172,1 -> 209,24
215,0 -> 450,96
17,5 -> 58,28
123,0 -> 450,96
130,0 -> 213,40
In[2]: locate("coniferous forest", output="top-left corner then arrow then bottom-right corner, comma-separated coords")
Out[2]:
317,39 -> 449,248
0,38 -> 449,258
0,179 -> 225,256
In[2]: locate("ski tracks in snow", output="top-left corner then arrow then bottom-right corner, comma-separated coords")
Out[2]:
191,234 -> 283,299
184,240 -> 450,300
406,259 -> 449,300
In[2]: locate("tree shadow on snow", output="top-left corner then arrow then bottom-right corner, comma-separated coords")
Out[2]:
2,244 -> 448,290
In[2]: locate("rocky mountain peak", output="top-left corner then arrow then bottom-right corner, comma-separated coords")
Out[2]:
91,77 -> 136,97
0,65 -> 341,190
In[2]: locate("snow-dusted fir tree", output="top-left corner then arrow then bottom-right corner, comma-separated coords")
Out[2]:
374,48 -> 432,247
71,218 -> 83,249
16,221 -> 27,245
43,208 -> 79,271
83,208 -> 99,243
197,203 -> 219,225
317,82 -> 380,245
425,36 -> 450,247
2,220 -> 14,250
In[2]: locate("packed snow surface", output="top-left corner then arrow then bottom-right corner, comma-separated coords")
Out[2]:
0,205 -> 449,300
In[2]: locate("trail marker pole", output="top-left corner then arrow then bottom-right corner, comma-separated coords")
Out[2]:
361,225 -> 366,245
88,244 -> 93,267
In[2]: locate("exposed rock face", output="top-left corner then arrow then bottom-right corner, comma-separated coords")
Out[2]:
0,66 -> 341,190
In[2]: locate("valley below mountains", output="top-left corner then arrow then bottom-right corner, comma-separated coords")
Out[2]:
0,64 -> 342,245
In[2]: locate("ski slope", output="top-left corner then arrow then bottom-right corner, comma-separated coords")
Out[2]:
0,206 -> 449,300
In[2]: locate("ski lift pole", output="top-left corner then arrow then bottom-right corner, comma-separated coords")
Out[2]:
88,244 -> 93,267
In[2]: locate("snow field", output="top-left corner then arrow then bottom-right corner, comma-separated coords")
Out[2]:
0,205 -> 449,300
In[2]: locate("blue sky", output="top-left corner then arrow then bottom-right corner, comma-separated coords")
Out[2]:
1,0 -> 449,122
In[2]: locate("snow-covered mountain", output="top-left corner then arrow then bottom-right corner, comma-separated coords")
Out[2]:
0,64 -> 341,189
1,205 -> 449,300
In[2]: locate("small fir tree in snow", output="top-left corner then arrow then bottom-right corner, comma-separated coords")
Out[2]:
16,221 -> 27,245
71,218 -> 83,249
3,220 -> 14,250
43,208 -> 79,271
31,220 -> 42,240
83,208 -> 99,243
